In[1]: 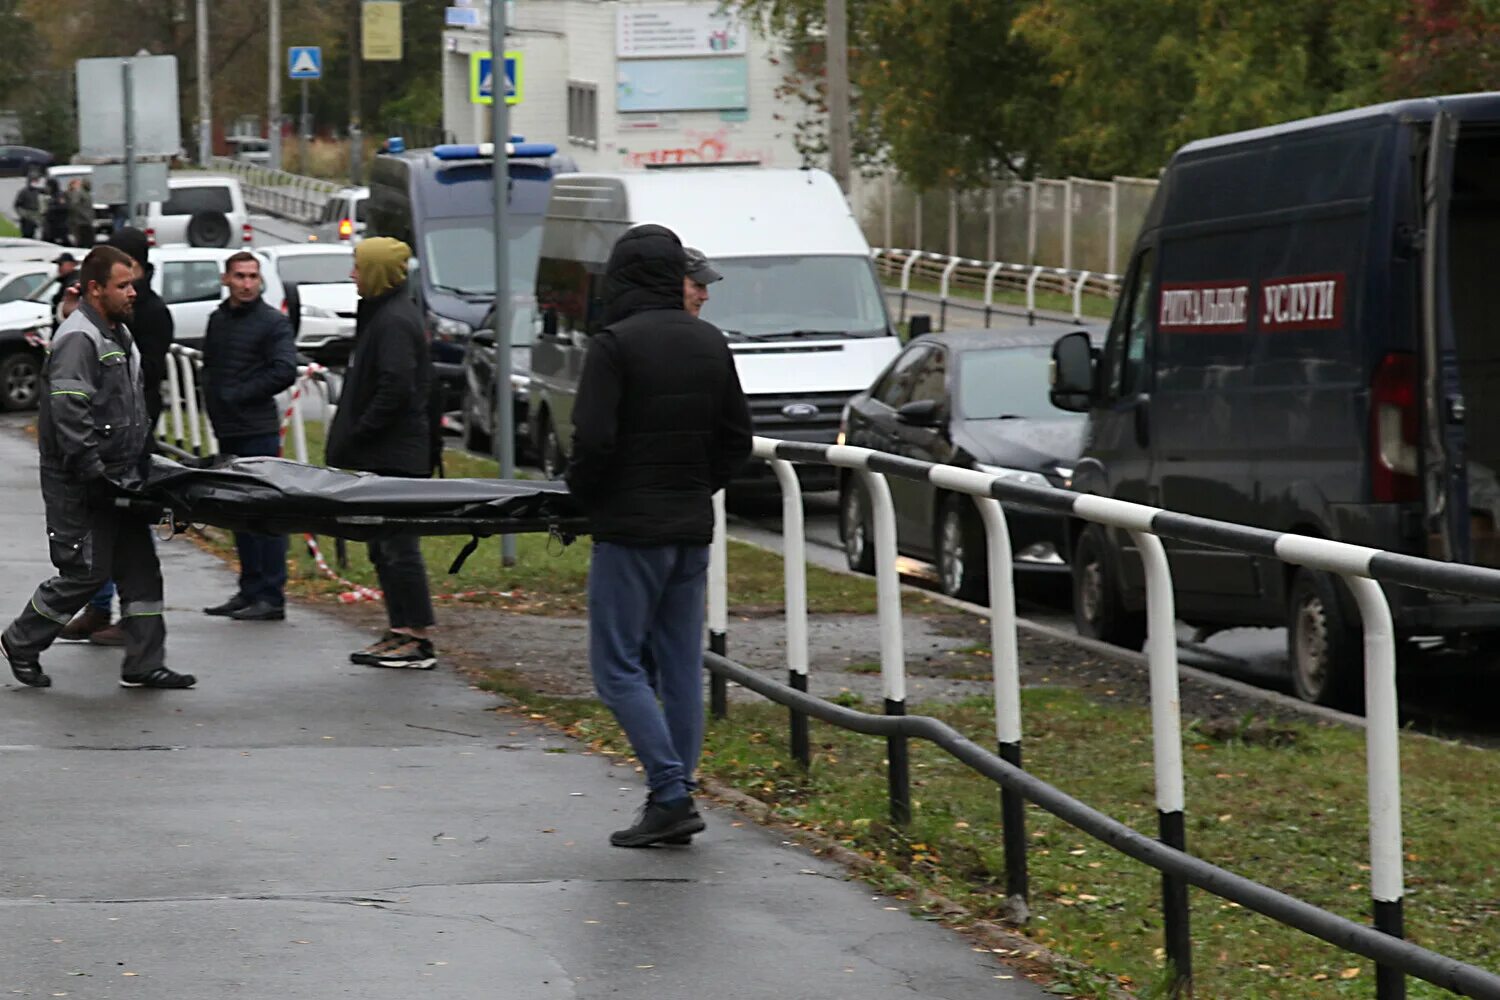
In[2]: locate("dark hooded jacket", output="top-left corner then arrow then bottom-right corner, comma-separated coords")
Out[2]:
106,228 -> 175,424
565,224 -> 752,546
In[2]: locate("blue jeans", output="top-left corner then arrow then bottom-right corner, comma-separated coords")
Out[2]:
89,578 -> 116,612
221,433 -> 288,607
588,542 -> 709,803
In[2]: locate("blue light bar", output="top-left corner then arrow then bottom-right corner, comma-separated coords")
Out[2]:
432,141 -> 559,161
386,136 -> 405,154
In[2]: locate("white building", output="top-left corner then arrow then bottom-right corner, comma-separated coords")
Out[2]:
441,0 -> 806,172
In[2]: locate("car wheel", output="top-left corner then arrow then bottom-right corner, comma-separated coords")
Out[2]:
462,388 -> 492,455
186,210 -> 231,248
0,351 -> 41,411
1287,568 -> 1364,707
541,415 -> 566,480
839,477 -> 876,574
936,496 -> 987,601
1072,524 -> 1146,650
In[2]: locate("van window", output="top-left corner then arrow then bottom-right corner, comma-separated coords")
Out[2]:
537,256 -> 592,333
160,260 -> 224,304
162,186 -> 233,217
422,215 -> 544,301
699,256 -> 889,338
1102,249 -> 1155,397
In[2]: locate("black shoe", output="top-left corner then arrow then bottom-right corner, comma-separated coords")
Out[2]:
229,600 -> 285,622
369,636 -> 437,670
120,667 -> 196,689
1,632 -> 50,688
350,631 -> 402,665
203,594 -> 251,617
610,795 -> 705,848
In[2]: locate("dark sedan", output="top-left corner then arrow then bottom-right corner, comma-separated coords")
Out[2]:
0,146 -> 54,176
837,328 -> 1098,600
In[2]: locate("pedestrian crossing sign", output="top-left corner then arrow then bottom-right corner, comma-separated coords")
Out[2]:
288,46 -> 322,80
469,50 -> 523,105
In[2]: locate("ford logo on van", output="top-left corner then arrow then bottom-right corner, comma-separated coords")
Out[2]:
781,402 -> 820,420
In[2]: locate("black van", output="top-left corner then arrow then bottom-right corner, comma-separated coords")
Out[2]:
366,142 -> 571,416
1050,94 -> 1500,706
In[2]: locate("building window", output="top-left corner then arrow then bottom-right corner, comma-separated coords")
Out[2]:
567,81 -> 598,148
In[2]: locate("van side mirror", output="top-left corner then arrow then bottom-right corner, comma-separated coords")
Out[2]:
1050,331 -> 1096,412
896,398 -> 942,426
908,314 -> 933,339
541,309 -> 559,339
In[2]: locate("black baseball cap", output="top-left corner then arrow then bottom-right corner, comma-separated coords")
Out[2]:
52,252 -> 76,265
683,246 -> 722,284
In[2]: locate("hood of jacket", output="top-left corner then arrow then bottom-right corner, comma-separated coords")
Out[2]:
355,236 -> 412,298
602,224 -> 686,326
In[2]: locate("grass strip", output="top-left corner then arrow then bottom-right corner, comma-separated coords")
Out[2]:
476,669 -> 1500,1000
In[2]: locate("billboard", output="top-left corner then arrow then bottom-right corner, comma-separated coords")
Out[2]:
616,57 -> 748,113
616,4 -> 747,58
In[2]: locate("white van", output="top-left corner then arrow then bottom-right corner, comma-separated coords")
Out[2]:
527,166 -> 899,487
144,175 -> 252,248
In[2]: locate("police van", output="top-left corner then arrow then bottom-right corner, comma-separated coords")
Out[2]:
1050,94 -> 1500,705
527,166 -> 900,488
366,139 -> 572,421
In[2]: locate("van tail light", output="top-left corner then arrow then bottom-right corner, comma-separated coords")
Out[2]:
279,298 -> 288,314
242,223 -> 254,244
338,218 -> 353,240
145,227 -> 156,247
1371,352 -> 1420,502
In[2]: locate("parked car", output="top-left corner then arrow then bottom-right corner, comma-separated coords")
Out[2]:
459,300 -> 533,459
150,246 -> 277,350
0,238 -> 71,264
1049,93 -> 1500,707
259,243 -> 357,365
0,145 -> 53,176
0,262 -> 56,306
144,175 -> 251,248
839,328 -> 1095,600
0,295 -> 54,411
310,186 -> 368,245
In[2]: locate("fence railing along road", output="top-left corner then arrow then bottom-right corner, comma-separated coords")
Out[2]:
708,436 -> 1500,1000
872,247 -> 1119,330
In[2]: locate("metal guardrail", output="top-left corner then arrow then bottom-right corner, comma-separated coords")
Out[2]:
706,435 -> 1500,999
872,247 -> 1121,329
206,157 -> 340,226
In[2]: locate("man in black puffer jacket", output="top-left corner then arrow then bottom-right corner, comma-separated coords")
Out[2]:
567,224 -> 752,848
326,237 -> 441,671
201,251 -> 298,622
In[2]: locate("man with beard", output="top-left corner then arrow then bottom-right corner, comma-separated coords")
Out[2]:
0,245 -> 195,690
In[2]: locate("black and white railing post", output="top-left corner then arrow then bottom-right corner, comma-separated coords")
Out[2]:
1128,525 -> 1193,995
708,490 -> 730,720
849,455 -> 910,827
898,251 -> 919,324
768,454 -> 812,768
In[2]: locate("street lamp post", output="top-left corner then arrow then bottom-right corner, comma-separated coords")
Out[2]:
490,0 -> 516,565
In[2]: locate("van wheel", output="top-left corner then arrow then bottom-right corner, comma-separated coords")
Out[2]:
839,478 -> 876,574
462,388 -> 492,455
1073,524 -> 1146,650
186,210 -> 231,248
936,496 -> 986,601
0,351 -> 40,411
1287,569 -> 1364,707
540,415 -> 566,480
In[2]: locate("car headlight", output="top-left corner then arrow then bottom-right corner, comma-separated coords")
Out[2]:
428,313 -> 473,342
974,463 -> 1050,488
301,304 -> 339,319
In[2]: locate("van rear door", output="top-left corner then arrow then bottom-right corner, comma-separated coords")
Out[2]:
1420,111 -> 1472,563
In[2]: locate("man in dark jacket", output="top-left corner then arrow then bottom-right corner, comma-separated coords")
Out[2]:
0,246 -> 195,690
567,224 -> 752,848
326,237 -> 439,670
201,251 -> 299,621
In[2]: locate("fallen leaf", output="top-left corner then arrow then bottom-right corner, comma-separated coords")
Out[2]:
1341,968 -> 1361,980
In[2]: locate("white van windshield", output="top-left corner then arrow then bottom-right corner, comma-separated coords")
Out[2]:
698,255 -> 890,339
423,216 -> 543,300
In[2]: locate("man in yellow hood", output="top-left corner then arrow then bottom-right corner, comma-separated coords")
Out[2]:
326,236 -> 441,669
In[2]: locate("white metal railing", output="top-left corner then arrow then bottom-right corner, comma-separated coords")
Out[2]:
872,247 -> 1120,329
207,157 -> 340,226
156,344 -> 335,463
706,435 -> 1500,1000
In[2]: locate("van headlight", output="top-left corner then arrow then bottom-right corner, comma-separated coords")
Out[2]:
428,313 -> 473,342
974,463 -> 1050,488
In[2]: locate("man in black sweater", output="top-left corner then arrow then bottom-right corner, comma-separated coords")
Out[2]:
567,224 -> 752,848
201,251 -> 299,622
326,237 -> 441,670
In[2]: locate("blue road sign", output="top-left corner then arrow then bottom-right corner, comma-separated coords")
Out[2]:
470,51 -> 523,105
288,46 -> 322,80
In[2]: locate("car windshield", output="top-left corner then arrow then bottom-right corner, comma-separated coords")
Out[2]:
278,253 -> 353,286
422,214 -> 543,301
698,255 -> 890,339
958,345 -> 1083,421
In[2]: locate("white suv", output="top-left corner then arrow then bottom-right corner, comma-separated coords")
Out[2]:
144,175 -> 251,249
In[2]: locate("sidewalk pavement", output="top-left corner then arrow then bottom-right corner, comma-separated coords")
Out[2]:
0,420 -> 1049,999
